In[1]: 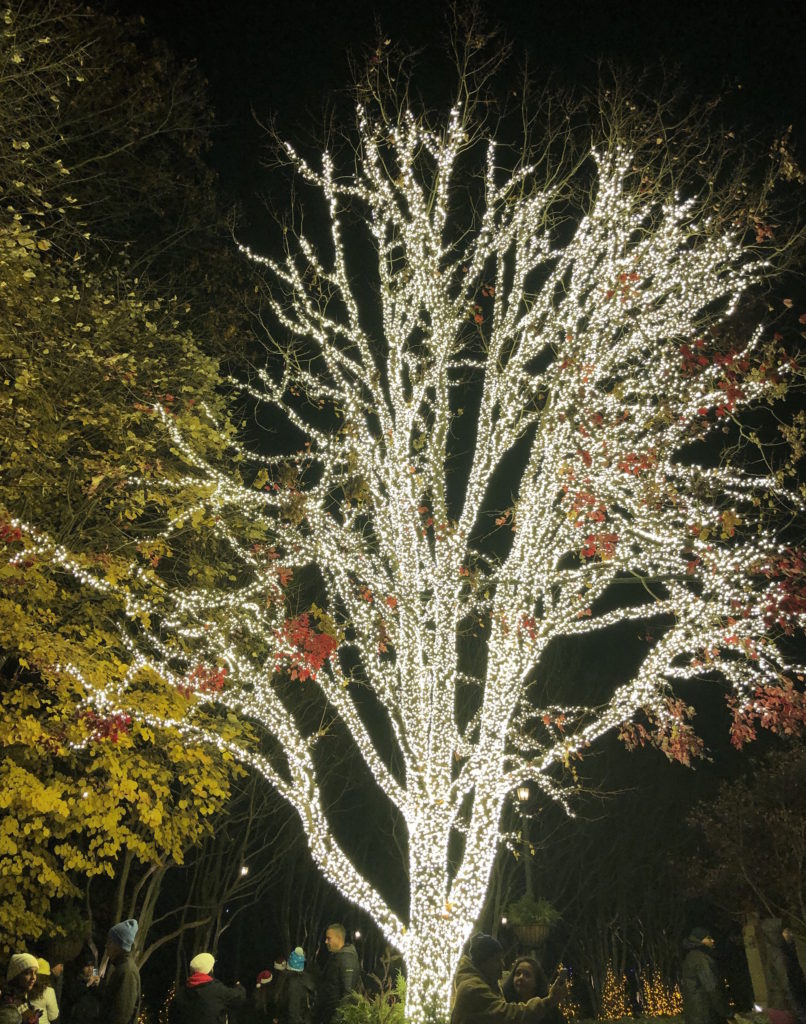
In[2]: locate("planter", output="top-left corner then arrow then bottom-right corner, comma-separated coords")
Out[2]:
513,923 -> 550,946
46,932 -> 90,964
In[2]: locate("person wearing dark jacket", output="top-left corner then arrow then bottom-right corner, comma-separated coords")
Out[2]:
99,920 -> 141,1024
680,928 -> 733,1024
61,953 -> 100,1024
317,925 -> 360,1024
170,952 -> 246,1024
452,935 -> 564,1024
782,928 -> 806,1024
280,948 -> 316,1024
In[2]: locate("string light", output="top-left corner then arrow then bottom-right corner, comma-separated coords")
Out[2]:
7,103 -> 805,1021
642,968 -> 683,1017
600,962 -> 630,1020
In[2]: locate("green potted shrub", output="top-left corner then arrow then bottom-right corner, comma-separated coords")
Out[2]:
506,895 -> 561,946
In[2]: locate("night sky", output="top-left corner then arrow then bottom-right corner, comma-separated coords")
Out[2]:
114,0 -> 806,231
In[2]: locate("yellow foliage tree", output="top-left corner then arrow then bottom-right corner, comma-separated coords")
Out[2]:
0,206 -> 265,954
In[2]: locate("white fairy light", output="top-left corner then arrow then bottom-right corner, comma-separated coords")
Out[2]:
8,105 -> 805,1021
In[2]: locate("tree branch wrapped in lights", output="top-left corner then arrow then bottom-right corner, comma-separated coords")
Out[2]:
10,54 -> 806,1020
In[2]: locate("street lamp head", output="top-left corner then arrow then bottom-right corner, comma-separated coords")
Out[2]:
516,785 -> 530,803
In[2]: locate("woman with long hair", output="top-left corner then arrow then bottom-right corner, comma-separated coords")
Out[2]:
502,957 -> 547,1003
29,959 -> 60,1024
503,956 -> 565,1024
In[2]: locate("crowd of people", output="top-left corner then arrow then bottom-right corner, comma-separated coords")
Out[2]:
2,918 -> 805,1024
167,922 -> 360,1024
0,918 -> 139,1024
449,925 -> 806,1024
0,920 -> 361,1024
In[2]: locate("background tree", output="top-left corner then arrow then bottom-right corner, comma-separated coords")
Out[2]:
0,0 -> 272,953
168,773 -> 295,971
10,27 -> 806,1020
686,742 -> 806,933
0,0 -> 252,345
0,205 -> 258,953
524,759 -> 691,1016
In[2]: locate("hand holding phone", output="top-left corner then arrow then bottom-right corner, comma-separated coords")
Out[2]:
549,968 -> 569,1002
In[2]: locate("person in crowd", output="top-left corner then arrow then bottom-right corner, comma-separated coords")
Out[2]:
502,958 -> 549,1003
40,955 -> 64,1014
762,920 -> 799,1024
242,970 -> 274,1024
680,927 -> 734,1024
0,953 -> 40,1024
169,951 -> 245,1024
317,925 -> 360,1024
29,961 -> 59,1024
281,947 -> 316,1024
61,953 -> 99,1024
502,955 -> 566,1024
99,919 -> 140,1024
270,960 -> 289,1023
451,934 -> 565,1024
782,928 -> 806,1024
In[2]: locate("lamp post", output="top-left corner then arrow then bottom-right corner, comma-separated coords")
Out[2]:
516,785 -> 533,899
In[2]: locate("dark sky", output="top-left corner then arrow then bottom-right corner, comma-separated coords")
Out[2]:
115,0 -> 806,213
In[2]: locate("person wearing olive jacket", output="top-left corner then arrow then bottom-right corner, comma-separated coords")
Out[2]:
451,934 -> 565,1024
169,953 -> 246,1024
680,928 -> 734,1024
99,920 -> 141,1024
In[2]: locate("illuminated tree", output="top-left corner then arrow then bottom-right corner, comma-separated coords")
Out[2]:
10,44 -> 806,1017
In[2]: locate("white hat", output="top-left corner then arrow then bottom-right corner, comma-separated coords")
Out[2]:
7,953 -> 38,982
190,953 -> 215,975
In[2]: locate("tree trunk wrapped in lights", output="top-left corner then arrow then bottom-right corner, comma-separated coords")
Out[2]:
8,57 -> 806,1019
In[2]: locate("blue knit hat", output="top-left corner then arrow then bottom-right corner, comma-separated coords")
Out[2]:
107,919 -> 139,952
288,947 -> 305,972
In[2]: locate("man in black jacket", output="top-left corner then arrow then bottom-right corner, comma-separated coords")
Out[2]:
681,928 -> 734,1024
169,952 -> 245,1024
317,925 -> 360,1024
